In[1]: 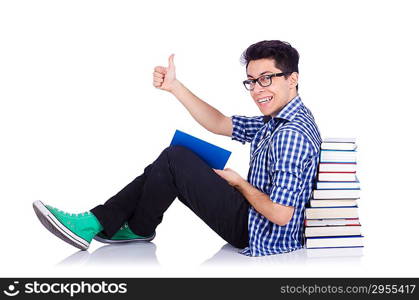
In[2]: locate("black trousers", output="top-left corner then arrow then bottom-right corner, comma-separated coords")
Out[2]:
91,146 -> 249,249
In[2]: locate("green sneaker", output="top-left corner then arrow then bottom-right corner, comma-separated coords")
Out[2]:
94,222 -> 155,244
33,200 -> 103,250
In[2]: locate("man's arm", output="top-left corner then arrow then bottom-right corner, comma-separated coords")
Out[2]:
213,168 -> 295,226
236,179 -> 295,226
170,80 -> 233,136
153,54 -> 232,137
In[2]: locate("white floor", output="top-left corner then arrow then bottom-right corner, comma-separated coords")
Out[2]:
3,198 -> 419,278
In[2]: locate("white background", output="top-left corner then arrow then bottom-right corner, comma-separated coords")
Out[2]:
1,0 -> 418,277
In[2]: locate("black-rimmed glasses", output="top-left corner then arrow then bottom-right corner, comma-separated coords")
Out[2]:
243,72 -> 292,91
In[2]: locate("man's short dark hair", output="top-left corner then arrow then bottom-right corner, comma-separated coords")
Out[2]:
241,40 -> 300,90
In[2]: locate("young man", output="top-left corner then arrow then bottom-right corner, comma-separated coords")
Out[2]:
33,40 -> 321,257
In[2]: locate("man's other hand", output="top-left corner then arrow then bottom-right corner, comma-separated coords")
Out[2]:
153,54 -> 178,92
213,168 -> 245,187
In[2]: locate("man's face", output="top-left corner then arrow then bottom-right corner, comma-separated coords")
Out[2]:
246,58 -> 298,117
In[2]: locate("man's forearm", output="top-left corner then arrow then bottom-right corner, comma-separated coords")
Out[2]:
170,80 -> 232,136
235,178 -> 293,226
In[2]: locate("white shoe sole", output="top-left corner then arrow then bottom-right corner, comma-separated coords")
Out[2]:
33,200 -> 90,250
94,232 -> 156,244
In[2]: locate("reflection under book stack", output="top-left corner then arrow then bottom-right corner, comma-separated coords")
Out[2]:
305,137 -> 364,251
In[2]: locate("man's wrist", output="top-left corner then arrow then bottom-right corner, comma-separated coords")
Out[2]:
234,177 -> 249,189
169,79 -> 183,95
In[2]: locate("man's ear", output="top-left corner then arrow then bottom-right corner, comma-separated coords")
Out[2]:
289,72 -> 299,89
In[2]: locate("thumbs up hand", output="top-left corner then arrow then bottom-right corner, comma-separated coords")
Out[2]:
153,54 -> 178,92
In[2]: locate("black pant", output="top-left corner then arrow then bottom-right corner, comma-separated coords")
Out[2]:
91,146 -> 249,249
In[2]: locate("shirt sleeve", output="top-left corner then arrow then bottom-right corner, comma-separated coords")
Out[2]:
269,130 -> 314,207
231,115 -> 265,144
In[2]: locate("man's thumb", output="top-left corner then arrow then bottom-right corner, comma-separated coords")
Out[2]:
168,54 -> 175,69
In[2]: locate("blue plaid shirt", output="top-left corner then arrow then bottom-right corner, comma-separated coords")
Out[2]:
232,96 -> 321,256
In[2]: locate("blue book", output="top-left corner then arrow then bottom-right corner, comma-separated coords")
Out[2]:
169,130 -> 231,169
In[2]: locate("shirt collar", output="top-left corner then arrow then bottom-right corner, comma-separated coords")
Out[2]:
262,95 -> 302,123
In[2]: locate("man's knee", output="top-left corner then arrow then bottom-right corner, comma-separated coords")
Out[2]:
164,145 -> 196,165
164,145 -> 192,157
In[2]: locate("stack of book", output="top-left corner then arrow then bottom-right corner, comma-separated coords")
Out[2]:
305,137 -> 364,250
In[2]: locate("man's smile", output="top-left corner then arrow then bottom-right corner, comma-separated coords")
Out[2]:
257,96 -> 273,104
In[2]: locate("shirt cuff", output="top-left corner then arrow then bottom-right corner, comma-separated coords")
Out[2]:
269,184 -> 300,207
231,115 -> 247,144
